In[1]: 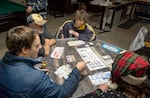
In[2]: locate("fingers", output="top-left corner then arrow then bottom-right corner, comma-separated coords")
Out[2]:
69,30 -> 74,34
98,83 -> 109,92
76,61 -> 87,72
39,68 -> 50,73
45,39 -> 56,46
49,39 -> 56,46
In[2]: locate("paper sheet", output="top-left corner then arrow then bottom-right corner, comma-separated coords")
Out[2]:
50,47 -> 64,59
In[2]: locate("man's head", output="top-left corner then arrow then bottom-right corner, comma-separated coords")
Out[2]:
74,10 -> 88,28
6,26 -> 41,59
109,51 -> 150,89
27,14 -> 47,34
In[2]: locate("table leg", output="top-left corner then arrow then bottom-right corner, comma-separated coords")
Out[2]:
109,8 -> 115,29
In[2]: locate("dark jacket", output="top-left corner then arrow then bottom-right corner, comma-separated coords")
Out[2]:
0,52 -> 81,98
56,20 -> 96,41
38,30 -> 54,57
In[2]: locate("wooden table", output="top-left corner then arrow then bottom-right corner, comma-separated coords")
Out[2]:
43,38 -> 124,98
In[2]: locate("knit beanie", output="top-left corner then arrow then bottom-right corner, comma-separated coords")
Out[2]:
109,51 -> 150,90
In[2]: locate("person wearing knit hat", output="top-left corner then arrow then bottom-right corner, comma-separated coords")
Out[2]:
109,51 -> 149,90
79,51 -> 150,98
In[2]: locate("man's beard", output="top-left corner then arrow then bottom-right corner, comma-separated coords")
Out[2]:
38,30 -> 44,34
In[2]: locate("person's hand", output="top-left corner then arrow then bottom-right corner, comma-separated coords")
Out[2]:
26,6 -> 33,14
98,83 -> 109,92
69,30 -> 79,37
38,68 -> 50,75
38,68 -> 50,73
69,30 -> 74,34
76,61 -> 87,72
60,34 -> 64,39
35,66 -> 50,75
44,39 -> 50,56
49,39 -> 56,46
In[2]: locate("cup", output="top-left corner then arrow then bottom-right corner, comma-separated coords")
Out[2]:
41,61 -> 47,69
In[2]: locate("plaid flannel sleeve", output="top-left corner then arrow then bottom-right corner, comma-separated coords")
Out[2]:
27,0 -> 47,12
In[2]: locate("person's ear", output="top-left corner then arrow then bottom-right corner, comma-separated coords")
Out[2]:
29,22 -> 35,28
21,47 -> 28,55
29,23 -> 32,27
30,23 -> 34,27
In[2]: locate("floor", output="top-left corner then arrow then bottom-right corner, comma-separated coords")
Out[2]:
0,13 -> 150,58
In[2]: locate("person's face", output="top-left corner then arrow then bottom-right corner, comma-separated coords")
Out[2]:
26,35 -> 41,59
75,19 -> 85,28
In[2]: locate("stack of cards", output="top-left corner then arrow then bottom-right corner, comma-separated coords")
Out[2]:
102,55 -> 113,69
67,40 -> 85,46
66,55 -> 76,62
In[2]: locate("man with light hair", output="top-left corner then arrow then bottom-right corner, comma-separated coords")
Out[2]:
0,25 -> 87,98
56,9 -> 96,41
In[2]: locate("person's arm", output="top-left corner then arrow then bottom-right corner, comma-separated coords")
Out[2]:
48,39 -> 56,46
26,0 -> 47,13
57,20 -> 74,38
69,30 -> 79,38
32,61 -> 87,98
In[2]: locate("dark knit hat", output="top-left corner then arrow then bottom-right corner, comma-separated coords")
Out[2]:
109,51 -> 150,89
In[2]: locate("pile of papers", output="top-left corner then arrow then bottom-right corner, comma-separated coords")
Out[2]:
88,71 -> 111,85
76,47 -> 107,71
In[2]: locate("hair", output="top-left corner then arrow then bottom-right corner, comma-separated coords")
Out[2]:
74,9 -> 88,21
6,25 -> 37,55
27,21 -> 34,26
117,79 -> 150,98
